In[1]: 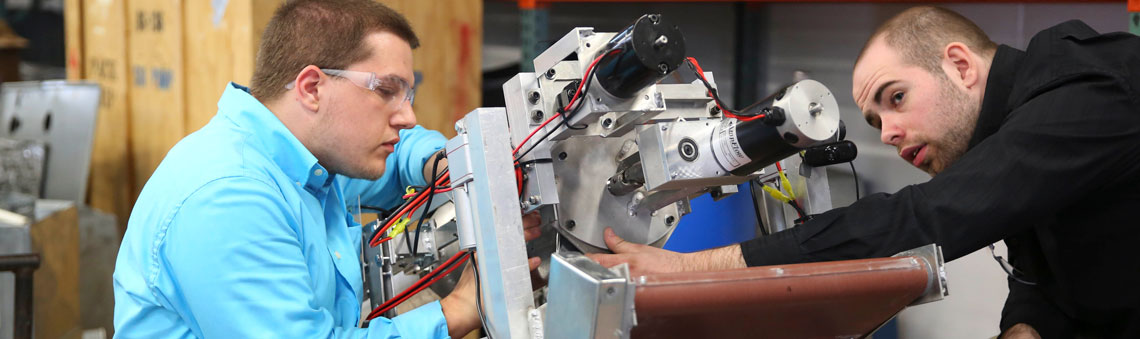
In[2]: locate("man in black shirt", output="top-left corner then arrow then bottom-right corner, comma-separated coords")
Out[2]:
589,6 -> 1140,338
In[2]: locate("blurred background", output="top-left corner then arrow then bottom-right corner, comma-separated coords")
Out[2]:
0,0 -> 1132,338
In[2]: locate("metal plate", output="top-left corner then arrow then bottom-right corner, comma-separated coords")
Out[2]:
0,81 -> 100,202
550,135 -> 679,251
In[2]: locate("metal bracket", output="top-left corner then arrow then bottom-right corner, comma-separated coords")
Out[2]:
892,243 -> 949,305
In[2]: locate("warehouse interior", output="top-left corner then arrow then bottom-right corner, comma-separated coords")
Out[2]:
0,0 -> 1135,338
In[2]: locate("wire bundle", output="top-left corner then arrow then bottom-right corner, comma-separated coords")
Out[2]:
364,49 -> 616,321
685,56 -> 767,122
366,250 -> 472,319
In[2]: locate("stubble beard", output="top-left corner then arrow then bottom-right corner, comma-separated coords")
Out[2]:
926,77 -> 979,176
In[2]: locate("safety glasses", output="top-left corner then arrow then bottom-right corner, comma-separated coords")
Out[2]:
287,68 -> 415,110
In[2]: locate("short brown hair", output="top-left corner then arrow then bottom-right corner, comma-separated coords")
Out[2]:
858,6 -> 997,75
250,0 -> 420,101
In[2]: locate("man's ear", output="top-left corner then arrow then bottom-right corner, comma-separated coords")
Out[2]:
943,42 -> 978,90
294,65 -> 324,113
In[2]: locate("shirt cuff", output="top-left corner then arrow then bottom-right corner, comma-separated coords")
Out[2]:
738,228 -> 810,267
390,300 -> 450,339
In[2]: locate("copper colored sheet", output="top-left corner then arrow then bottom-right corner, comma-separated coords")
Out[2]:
632,257 -> 930,339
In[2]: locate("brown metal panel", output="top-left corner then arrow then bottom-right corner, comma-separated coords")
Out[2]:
632,257 -> 930,339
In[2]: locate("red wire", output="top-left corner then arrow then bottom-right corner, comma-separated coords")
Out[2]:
367,251 -> 470,319
367,48 -> 622,318
369,251 -> 468,317
686,57 -> 765,122
512,49 -> 619,155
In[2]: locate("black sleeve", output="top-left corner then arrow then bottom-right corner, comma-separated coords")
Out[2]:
740,73 -> 1140,266
1000,277 -> 1075,338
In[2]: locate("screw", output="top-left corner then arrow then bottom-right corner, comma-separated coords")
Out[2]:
602,117 -> 614,129
606,286 -> 616,296
558,151 -> 568,160
665,215 -> 676,226
531,109 -> 545,123
545,68 -> 557,80
648,14 -> 660,23
658,63 -> 669,74
709,105 -> 721,116
528,195 -> 541,204
528,90 -> 541,104
565,220 -> 576,230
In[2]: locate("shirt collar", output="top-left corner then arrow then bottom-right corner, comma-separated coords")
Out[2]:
967,45 -> 1026,150
218,83 -> 336,193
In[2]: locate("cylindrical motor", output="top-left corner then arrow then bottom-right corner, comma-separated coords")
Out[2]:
593,14 -> 685,99
710,79 -> 841,175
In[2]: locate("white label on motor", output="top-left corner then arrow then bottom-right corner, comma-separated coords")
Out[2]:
711,119 -> 751,170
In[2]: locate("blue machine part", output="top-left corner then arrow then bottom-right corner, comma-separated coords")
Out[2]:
664,183 -> 758,252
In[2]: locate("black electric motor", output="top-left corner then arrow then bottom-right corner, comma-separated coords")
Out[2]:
593,14 -> 686,99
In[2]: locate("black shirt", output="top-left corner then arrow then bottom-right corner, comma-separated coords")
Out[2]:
739,21 -> 1140,338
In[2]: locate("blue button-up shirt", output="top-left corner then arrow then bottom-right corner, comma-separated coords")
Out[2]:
113,83 -> 449,338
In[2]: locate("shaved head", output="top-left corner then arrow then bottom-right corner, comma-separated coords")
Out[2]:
857,6 -> 996,74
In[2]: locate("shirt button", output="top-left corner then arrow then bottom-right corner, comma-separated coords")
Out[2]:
334,251 -> 341,259
314,169 -> 324,176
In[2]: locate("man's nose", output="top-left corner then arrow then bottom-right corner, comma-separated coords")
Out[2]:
391,103 -> 416,130
879,117 -> 903,146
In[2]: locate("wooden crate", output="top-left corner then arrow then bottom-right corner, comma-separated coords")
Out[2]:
71,0 -> 483,230
184,0 -> 283,133
127,0 -> 185,198
381,0 -> 483,138
65,0 -> 83,80
82,0 -> 133,231
29,204 -> 81,339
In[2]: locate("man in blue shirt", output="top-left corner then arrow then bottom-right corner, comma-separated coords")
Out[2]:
113,1 -> 538,337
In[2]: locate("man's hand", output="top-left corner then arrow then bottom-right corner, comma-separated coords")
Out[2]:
585,227 -> 747,276
440,257 -> 540,338
1001,323 -> 1041,339
439,211 -> 543,337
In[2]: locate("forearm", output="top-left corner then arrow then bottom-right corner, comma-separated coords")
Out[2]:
439,293 -> 479,338
684,244 -> 746,271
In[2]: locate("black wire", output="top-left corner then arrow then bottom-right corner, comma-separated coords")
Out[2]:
471,250 -> 495,338
749,180 -> 769,236
849,161 -> 861,199
788,200 -> 808,219
685,58 -> 771,118
411,152 -> 445,256
515,118 -> 568,161
516,158 -> 553,168
516,49 -> 613,161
